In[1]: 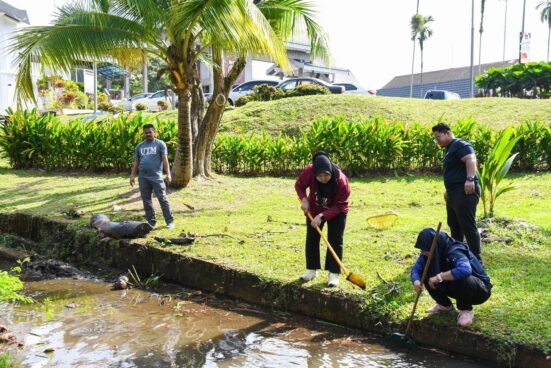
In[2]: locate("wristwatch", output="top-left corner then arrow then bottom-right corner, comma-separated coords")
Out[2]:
466,176 -> 475,182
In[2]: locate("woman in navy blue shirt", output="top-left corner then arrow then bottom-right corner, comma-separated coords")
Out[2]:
411,228 -> 492,326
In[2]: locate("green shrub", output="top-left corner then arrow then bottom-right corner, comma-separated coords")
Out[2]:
286,83 -> 330,97
476,62 -> 551,98
0,109 -> 176,171
252,84 -> 285,101
63,80 -> 80,92
57,92 -> 79,107
75,91 -> 89,109
108,104 -> 124,114
478,127 -> 521,217
135,102 -> 148,111
1,110 -> 549,175
98,101 -> 112,111
235,95 -> 254,107
212,117 -> 550,175
98,92 -> 109,105
157,100 -> 169,111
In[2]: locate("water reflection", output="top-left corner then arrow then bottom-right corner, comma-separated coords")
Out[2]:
0,279 -> 490,368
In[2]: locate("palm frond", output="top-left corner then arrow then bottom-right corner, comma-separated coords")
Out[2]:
257,0 -> 330,65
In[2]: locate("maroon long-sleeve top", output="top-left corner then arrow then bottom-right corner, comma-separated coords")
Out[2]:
295,164 -> 351,220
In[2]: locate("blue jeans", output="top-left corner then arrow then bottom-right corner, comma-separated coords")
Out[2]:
138,177 -> 174,225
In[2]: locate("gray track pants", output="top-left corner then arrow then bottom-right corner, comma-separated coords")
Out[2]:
138,177 -> 174,225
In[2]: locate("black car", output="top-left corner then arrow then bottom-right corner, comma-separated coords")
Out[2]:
276,77 -> 345,94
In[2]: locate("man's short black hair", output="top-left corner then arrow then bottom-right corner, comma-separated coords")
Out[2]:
432,123 -> 451,133
143,124 -> 155,131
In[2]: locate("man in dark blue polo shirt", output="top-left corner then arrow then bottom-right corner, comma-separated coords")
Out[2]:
432,123 -> 481,260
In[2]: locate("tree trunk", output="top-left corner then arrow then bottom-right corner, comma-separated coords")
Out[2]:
172,89 -> 193,188
203,58 -> 246,177
419,49 -> 424,98
190,63 -> 204,144
194,48 -> 246,178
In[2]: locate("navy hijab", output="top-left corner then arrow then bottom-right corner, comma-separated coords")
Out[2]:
414,228 -> 469,278
312,151 -> 340,208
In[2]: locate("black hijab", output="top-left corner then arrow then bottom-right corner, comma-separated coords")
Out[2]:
312,151 -> 340,208
414,228 -> 468,278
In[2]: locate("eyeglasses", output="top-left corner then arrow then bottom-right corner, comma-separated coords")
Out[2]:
433,134 -> 446,144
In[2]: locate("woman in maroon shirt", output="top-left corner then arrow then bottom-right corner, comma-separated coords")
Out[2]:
295,151 -> 351,287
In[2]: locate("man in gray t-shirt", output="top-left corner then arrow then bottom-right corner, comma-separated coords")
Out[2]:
130,124 -> 174,229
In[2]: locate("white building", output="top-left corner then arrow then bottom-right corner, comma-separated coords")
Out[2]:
0,0 -> 30,112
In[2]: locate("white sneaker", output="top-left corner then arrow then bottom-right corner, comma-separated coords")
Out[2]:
300,269 -> 318,281
166,222 -> 175,229
327,272 -> 340,287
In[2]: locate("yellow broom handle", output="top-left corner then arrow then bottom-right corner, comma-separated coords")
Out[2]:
306,211 -> 350,276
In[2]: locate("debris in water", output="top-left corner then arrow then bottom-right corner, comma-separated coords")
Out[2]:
64,303 -> 79,309
113,275 -> 129,290
0,332 -> 17,344
24,260 -> 92,280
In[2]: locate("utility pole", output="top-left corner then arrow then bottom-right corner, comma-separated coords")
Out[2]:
470,0 -> 475,98
93,60 -> 97,114
409,0 -> 420,98
518,0 -> 527,63
502,0 -> 508,61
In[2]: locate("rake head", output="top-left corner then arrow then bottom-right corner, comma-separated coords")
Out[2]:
366,212 -> 399,230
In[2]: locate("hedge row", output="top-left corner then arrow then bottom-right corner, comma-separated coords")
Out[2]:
0,110 -> 549,174
212,117 -> 551,174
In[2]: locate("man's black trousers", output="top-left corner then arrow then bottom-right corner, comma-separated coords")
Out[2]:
446,186 -> 482,259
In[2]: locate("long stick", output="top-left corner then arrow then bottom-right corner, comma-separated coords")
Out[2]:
405,222 -> 442,335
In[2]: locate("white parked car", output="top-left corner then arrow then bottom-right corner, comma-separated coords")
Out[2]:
144,90 -> 177,111
424,90 -> 461,100
123,90 -> 177,111
333,83 -> 376,95
121,93 -> 153,111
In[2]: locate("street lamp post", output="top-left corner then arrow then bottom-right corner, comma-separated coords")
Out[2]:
518,0 -> 527,63
470,0 -> 475,98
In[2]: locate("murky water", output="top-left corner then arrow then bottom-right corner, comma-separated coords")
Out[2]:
1,278 -> 490,368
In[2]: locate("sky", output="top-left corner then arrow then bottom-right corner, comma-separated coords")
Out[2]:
9,0 -> 551,89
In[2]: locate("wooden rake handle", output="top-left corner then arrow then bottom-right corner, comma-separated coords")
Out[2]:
306,211 -> 350,276
405,222 -> 442,335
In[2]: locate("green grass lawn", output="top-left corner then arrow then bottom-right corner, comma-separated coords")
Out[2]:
0,156 -> 549,352
59,95 -> 551,136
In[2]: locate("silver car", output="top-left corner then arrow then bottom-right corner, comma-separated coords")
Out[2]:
334,83 -> 376,95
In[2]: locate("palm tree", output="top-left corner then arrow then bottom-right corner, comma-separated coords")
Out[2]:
537,0 -> 551,62
479,0 -> 487,75
416,15 -> 434,98
9,0 -> 328,187
409,0 -> 421,98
